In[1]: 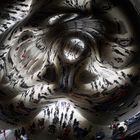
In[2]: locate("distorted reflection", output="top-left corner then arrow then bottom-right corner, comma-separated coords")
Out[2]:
0,0 -> 140,139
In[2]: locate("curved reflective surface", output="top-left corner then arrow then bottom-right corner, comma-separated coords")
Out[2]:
0,0 -> 140,129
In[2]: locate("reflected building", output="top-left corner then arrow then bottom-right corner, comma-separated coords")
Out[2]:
0,0 -> 140,139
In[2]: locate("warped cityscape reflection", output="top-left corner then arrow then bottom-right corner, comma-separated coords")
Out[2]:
0,0 -> 140,139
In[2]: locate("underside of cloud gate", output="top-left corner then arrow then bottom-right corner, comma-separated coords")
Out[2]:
0,0 -> 140,139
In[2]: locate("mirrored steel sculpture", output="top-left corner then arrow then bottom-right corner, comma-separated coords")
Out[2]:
0,0 -> 140,128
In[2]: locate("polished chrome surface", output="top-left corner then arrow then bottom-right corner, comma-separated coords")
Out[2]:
0,0 -> 140,128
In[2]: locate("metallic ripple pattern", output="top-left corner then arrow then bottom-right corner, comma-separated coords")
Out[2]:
0,0 -> 140,127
